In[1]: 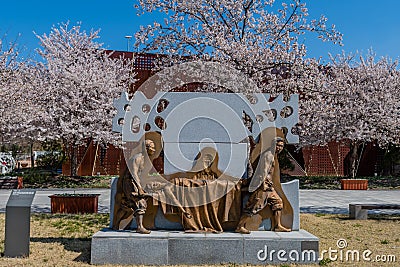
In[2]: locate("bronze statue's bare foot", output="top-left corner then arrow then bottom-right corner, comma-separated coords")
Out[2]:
136,228 -> 151,234
274,225 -> 291,232
235,226 -> 251,234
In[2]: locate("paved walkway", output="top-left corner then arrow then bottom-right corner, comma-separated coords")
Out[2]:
299,189 -> 400,214
0,188 -> 110,213
0,188 -> 399,214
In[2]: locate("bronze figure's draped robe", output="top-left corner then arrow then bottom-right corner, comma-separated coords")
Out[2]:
160,168 -> 242,233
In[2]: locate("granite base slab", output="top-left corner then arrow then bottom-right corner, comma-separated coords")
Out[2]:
91,229 -> 319,265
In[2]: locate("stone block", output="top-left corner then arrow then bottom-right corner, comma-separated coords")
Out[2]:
243,230 -> 318,265
163,142 -> 248,177
158,92 -> 251,143
91,229 -> 319,265
168,233 -> 243,264
109,178 -> 117,228
91,229 -> 168,265
282,179 -> 300,230
349,204 -> 368,220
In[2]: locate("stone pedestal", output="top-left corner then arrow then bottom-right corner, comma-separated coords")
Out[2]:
91,229 -> 319,265
99,178 -> 313,265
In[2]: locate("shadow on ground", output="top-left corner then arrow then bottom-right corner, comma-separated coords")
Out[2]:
301,206 -> 348,214
30,237 -> 91,263
314,213 -> 400,221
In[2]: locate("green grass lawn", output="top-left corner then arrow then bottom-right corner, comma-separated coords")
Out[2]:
21,173 -> 113,189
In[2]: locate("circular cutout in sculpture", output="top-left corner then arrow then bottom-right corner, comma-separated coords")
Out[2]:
131,116 -> 141,133
157,99 -> 169,113
142,104 -> 151,113
155,116 -> 167,130
144,123 -> 151,131
245,94 -> 258,104
280,106 -> 293,118
124,104 -> 131,111
263,109 -> 277,122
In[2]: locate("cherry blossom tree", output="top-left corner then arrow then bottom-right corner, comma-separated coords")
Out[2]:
298,51 -> 400,177
133,0 -> 342,94
0,36 -> 47,167
33,22 -> 135,176
0,37 -> 26,144
133,0 -> 399,178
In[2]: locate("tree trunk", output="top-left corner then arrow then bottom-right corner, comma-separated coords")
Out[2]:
348,141 -> 361,178
70,143 -> 78,177
30,142 -> 35,168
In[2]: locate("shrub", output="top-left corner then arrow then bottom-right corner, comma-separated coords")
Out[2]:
36,151 -> 66,172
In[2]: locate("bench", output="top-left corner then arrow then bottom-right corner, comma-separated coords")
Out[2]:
0,176 -> 23,189
349,204 -> 400,220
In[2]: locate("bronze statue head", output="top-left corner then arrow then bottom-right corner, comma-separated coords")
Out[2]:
271,137 -> 285,154
145,139 -> 156,156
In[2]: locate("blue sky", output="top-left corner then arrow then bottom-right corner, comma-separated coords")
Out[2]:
1,0 -> 400,62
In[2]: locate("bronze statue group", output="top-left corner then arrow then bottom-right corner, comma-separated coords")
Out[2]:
113,133 -> 292,234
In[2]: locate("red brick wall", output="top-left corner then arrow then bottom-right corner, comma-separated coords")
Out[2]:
302,141 -> 350,176
62,141 -> 123,176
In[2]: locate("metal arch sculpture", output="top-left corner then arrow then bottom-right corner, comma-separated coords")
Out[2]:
112,91 -> 299,144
